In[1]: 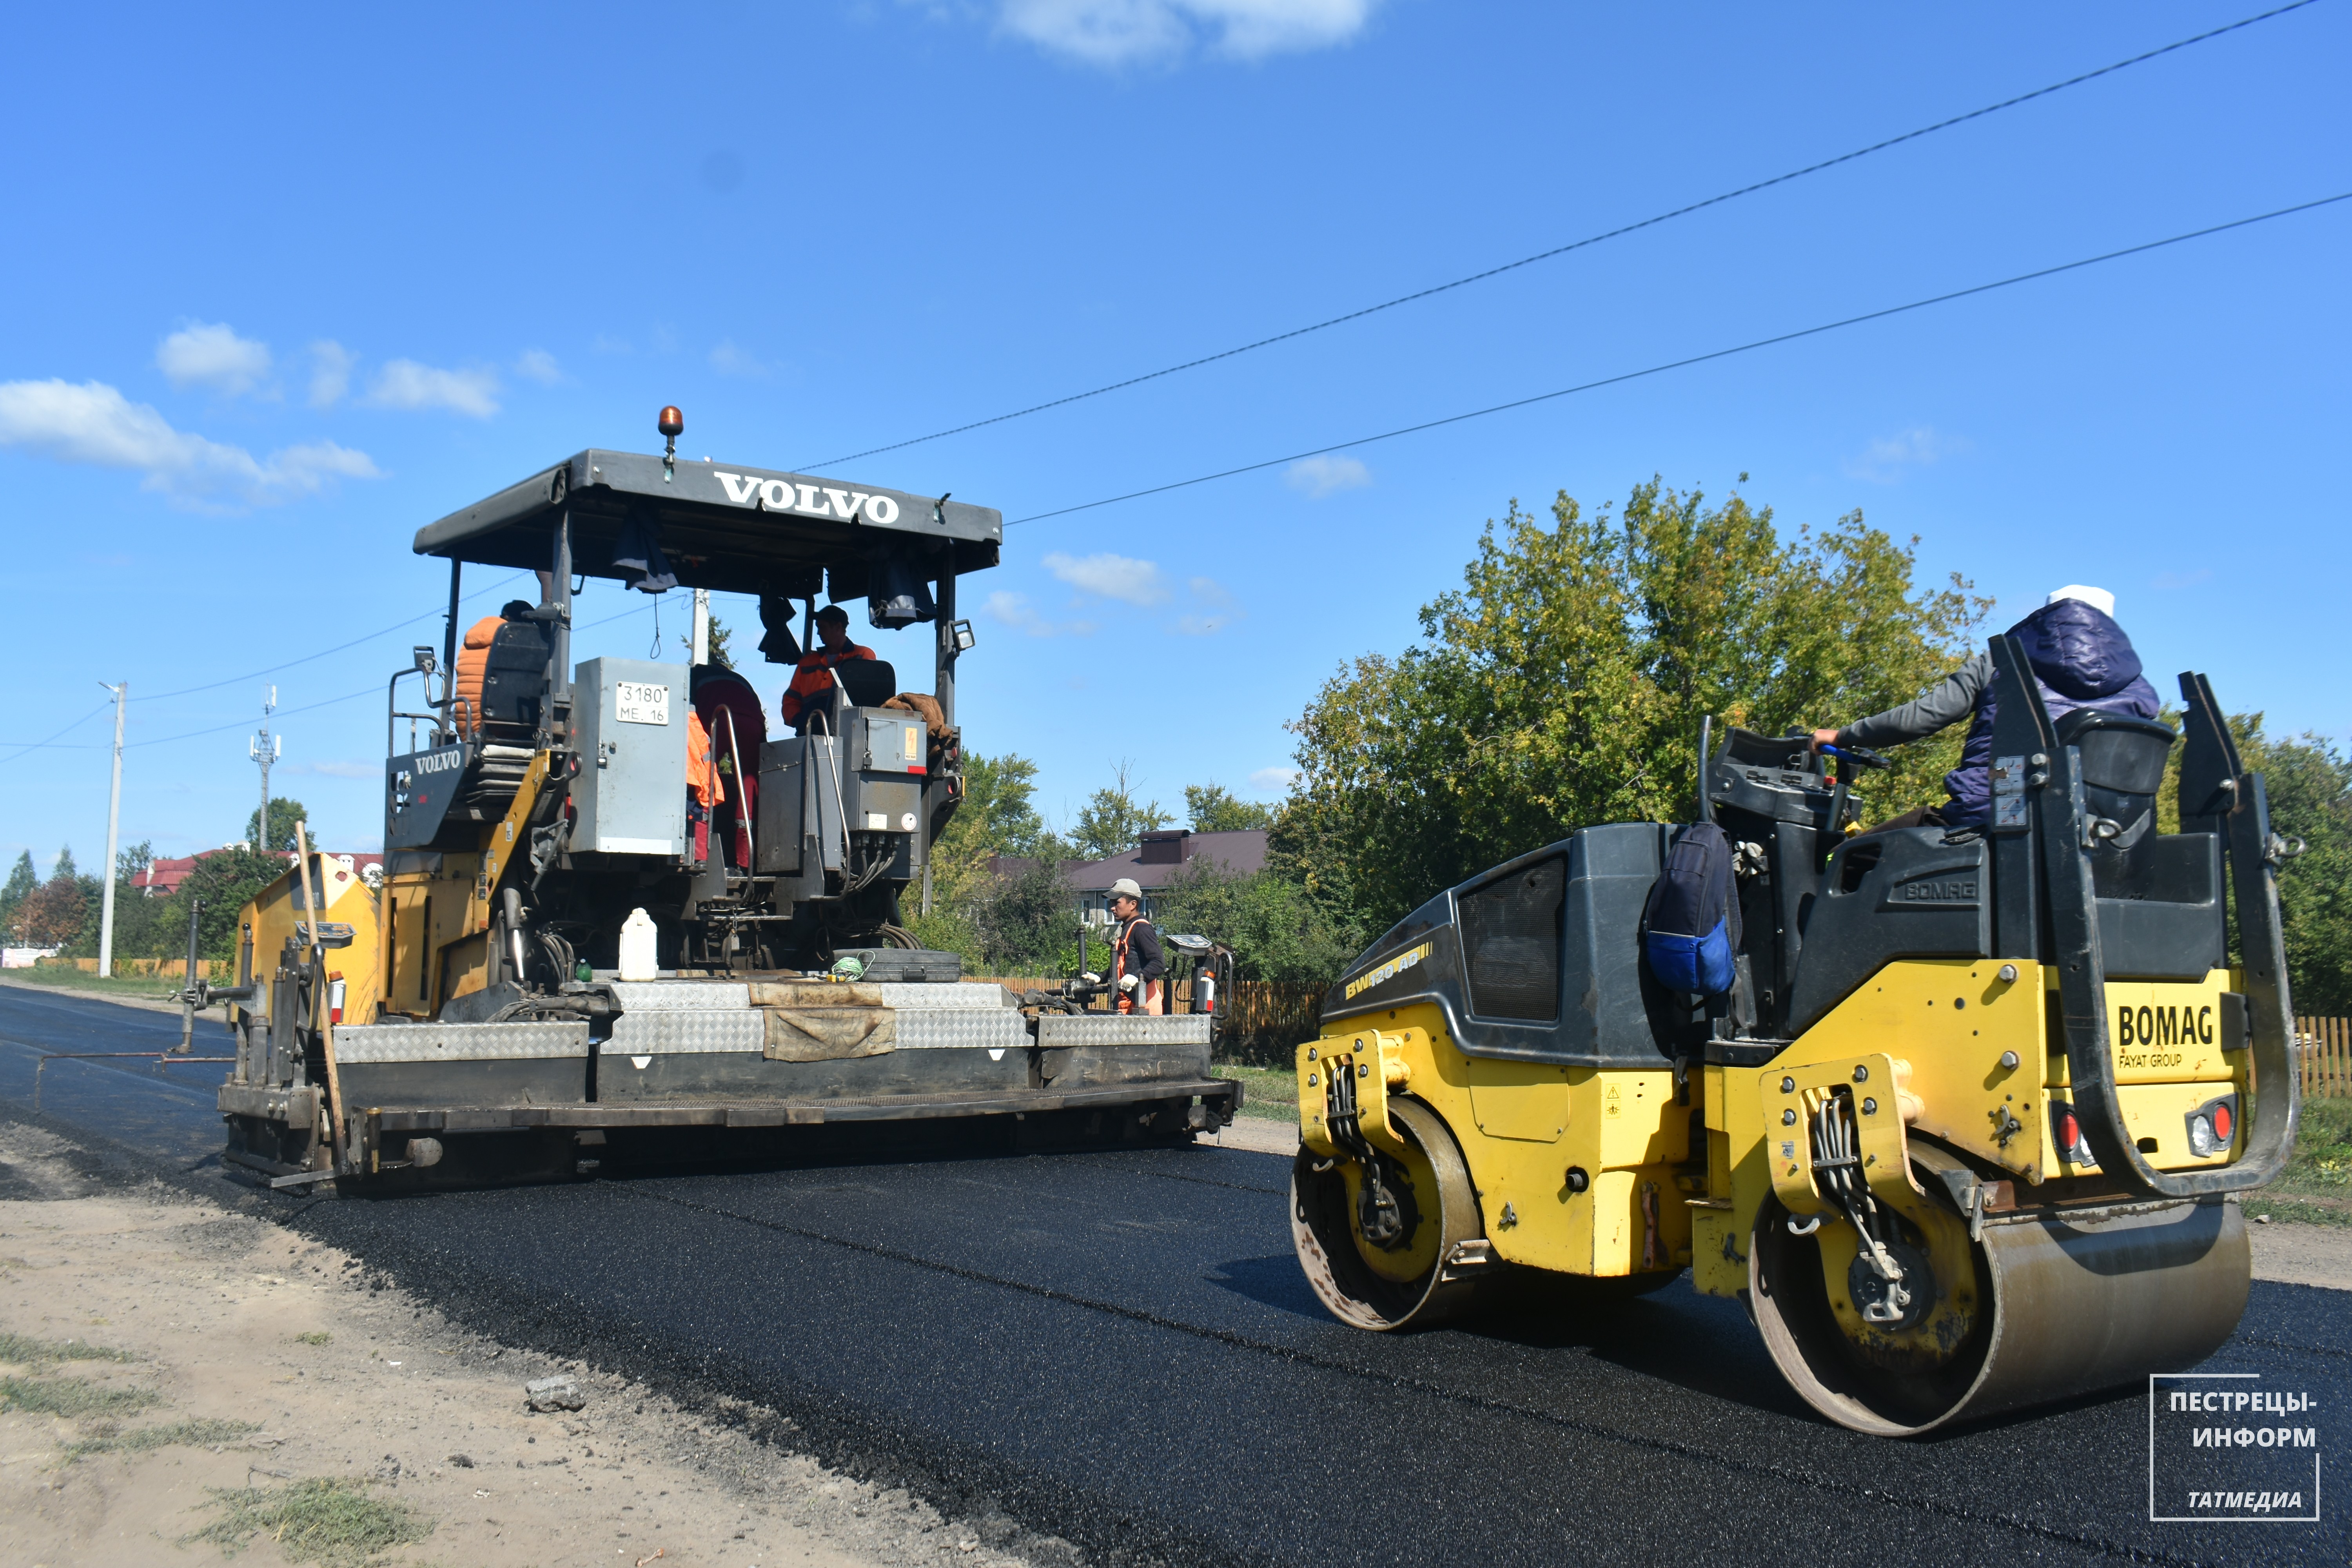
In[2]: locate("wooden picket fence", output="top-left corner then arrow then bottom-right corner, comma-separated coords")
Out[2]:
2301,1017 -> 2352,1099
971,975 -> 1328,1064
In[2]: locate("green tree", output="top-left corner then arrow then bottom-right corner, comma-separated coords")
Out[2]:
115,839 -> 154,885
166,847 -> 292,960
1184,783 -> 1275,833
905,752 -> 1066,962
1071,761 -> 1171,860
1149,860 -> 1358,984
2259,729 -> 2352,1016
1277,480 -> 1987,936
704,613 -> 736,670
961,753 -> 1054,860
244,798 -> 310,854
2153,712 -> 2351,1016
0,851 -> 36,943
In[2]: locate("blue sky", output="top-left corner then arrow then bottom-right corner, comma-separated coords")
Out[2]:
2,0 -> 2345,870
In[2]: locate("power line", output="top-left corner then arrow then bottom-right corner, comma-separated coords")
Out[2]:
1008,192 -> 2351,527
121,683 -> 385,751
3,591 -> 667,763
131,570 -> 534,702
0,703 -> 112,767
805,0 -> 2321,472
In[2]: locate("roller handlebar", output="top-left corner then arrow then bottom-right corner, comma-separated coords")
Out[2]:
1817,741 -> 1891,771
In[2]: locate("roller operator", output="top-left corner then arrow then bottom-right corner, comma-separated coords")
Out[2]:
1813,584 -> 2160,829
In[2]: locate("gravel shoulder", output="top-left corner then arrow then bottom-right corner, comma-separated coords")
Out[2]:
0,1120 -> 1053,1568
2245,1212 -> 2352,1291
1194,1115 -> 1294,1156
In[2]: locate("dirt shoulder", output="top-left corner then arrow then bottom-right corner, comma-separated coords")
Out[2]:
2244,1212 -> 2352,1291
0,1122 -> 1059,1568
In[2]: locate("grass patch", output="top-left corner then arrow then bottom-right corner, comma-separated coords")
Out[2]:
0,1374 -> 162,1417
2243,1196 -> 2352,1228
1214,1062 -> 1298,1123
0,1331 -> 134,1366
0,968 -> 183,1004
69,1416 -> 261,1459
295,1331 -> 332,1346
2267,1095 -> 2352,1199
182,1477 -> 431,1566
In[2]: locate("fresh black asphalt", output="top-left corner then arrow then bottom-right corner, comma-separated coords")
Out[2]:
2,984 -> 2344,1565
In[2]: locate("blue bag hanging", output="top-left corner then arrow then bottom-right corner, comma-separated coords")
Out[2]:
1642,822 -> 1740,996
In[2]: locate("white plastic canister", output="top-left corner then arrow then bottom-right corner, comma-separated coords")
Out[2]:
617,908 -> 659,981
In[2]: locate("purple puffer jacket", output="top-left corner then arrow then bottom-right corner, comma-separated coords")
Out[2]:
1946,599 -> 2161,825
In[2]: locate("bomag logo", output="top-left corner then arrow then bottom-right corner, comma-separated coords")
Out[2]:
1898,878 -> 1976,902
712,472 -> 902,524
2118,1003 -> 2215,1048
1345,941 -> 1433,1002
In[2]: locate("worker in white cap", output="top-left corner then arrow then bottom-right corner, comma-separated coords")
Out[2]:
1811,585 -> 2158,829
1105,877 -> 1166,1016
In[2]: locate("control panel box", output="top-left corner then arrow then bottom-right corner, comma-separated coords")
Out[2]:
571,657 -> 688,857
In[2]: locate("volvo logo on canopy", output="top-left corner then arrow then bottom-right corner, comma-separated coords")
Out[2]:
711,471 -> 900,524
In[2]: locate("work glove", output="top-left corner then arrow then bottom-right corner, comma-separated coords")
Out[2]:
1117,974 -> 1140,995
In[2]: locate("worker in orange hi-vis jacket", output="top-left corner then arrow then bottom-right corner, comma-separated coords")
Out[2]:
778,604 -> 876,733
453,599 -> 534,736
686,708 -> 727,865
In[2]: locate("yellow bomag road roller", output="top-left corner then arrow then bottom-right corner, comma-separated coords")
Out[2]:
1289,640 -> 2298,1436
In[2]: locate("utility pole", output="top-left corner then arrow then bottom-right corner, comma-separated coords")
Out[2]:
96,680 -> 126,978
249,687 -> 279,855
691,588 -> 711,665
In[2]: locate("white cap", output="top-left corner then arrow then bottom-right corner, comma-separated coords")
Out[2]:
2045,584 -> 2116,617
1108,877 -> 1143,903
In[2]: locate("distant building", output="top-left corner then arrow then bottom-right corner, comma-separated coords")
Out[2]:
1064,829 -> 1270,919
138,848 -> 382,898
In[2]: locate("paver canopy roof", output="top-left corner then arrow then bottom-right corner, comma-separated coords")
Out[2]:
414,448 -> 1001,599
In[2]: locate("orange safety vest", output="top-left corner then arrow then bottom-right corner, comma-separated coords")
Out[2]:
1112,916 -> 1166,1016
779,643 -> 877,727
686,711 -> 726,806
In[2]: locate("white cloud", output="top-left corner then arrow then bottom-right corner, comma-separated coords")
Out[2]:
514,348 -> 564,385
363,359 -> 501,418
156,322 -> 272,396
1176,575 -> 1241,634
0,379 -> 380,508
709,339 -> 769,378
289,759 -> 380,779
984,590 -> 1096,638
1043,551 -> 1167,605
1285,453 -> 1370,497
1844,426 -> 1969,483
307,341 -> 355,408
998,0 -> 1375,65
1249,766 -> 1301,793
